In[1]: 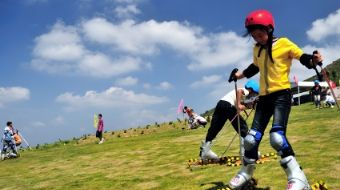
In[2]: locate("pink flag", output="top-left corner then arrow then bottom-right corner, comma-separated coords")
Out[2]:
177,99 -> 184,114
293,75 -> 298,86
330,80 -> 336,89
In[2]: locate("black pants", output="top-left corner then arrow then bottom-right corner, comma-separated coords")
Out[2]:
245,89 -> 295,159
96,130 -> 103,140
205,100 -> 249,142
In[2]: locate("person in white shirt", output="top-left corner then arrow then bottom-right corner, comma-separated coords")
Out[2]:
199,80 -> 259,162
324,92 -> 335,108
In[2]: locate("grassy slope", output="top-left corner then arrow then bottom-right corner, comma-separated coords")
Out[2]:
0,103 -> 339,190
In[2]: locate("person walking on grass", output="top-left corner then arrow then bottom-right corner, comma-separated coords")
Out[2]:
96,114 -> 104,144
199,80 -> 259,162
227,9 -> 323,190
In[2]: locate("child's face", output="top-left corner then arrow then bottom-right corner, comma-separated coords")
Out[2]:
251,29 -> 268,45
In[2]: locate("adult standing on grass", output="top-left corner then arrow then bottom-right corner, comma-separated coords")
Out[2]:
227,9 -> 323,190
310,80 -> 322,109
96,114 -> 104,144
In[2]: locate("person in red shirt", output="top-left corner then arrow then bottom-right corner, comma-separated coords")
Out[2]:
96,114 -> 104,144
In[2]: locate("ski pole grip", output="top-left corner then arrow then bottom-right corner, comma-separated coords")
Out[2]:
313,50 -> 323,67
228,68 -> 238,83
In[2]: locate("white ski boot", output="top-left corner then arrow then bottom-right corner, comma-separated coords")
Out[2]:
200,141 -> 219,162
229,157 -> 256,189
280,156 -> 311,190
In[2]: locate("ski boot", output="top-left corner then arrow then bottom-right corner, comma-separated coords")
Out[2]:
229,157 -> 256,189
199,141 -> 219,163
0,150 -> 4,161
280,156 -> 311,190
9,152 -> 17,158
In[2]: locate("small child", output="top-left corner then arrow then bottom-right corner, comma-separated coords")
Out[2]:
2,121 -> 18,159
200,80 -> 259,162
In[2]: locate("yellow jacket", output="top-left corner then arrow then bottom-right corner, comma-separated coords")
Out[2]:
253,37 -> 303,95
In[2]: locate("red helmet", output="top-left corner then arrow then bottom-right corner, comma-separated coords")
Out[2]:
245,9 -> 275,29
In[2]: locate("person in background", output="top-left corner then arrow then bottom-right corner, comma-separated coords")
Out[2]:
324,92 -> 335,108
199,80 -> 259,162
96,114 -> 105,144
2,121 -> 18,159
310,80 -> 322,109
183,106 -> 207,129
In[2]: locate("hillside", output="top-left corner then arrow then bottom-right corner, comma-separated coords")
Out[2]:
306,58 -> 340,84
0,103 -> 339,190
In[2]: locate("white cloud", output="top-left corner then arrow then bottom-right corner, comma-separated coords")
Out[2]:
31,121 -> 46,128
31,15 -> 255,79
33,21 -> 85,61
188,32 -> 252,70
114,0 -> 142,3
82,17 -> 252,70
78,53 -> 144,78
157,81 -> 173,90
31,21 -> 147,78
143,83 -> 151,89
54,116 -> 65,125
190,75 -> 222,88
116,76 -> 138,86
307,8 -> 340,42
56,86 -> 168,110
0,87 -> 30,107
82,18 -> 208,55
114,4 -> 141,18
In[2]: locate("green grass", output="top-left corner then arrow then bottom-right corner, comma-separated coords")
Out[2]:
0,103 -> 339,190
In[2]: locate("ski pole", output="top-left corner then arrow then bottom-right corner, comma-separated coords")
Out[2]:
228,68 -> 243,161
320,67 -> 340,111
220,108 -> 254,157
18,132 -> 31,149
313,51 -> 340,116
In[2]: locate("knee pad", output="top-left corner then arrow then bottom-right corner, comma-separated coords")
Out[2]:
244,129 -> 262,151
270,126 -> 289,152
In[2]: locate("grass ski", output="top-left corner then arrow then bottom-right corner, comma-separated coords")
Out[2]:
187,152 -> 278,169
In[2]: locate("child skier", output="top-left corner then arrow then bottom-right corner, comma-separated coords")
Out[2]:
183,106 -> 207,129
1,121 -> 18,159
199,80 -> 259,162
228,9 -> 323,190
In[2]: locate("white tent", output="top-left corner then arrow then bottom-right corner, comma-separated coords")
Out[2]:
295,81 -> 339,105
297,81 -> 328,87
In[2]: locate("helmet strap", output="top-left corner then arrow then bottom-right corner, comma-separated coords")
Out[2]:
267,29 -> 274,63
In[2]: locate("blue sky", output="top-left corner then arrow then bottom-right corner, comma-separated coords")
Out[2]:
1,0 -> 340,146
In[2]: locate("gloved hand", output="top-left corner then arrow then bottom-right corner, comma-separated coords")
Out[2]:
312,50 -> 323,67
228,68 -> 239,83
